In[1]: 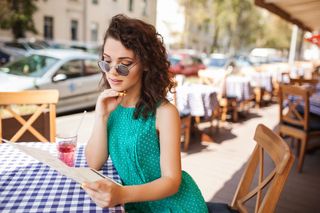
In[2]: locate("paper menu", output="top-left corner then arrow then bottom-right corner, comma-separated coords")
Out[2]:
2,139 -> 121,185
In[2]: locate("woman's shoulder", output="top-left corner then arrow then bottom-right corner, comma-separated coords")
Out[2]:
156,101 -> 179,119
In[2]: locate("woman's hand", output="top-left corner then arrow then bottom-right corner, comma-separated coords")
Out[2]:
95,89 -> 125,120
82,179 -> 124,208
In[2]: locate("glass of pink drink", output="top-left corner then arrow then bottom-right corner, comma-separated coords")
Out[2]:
56,136 -> 77,167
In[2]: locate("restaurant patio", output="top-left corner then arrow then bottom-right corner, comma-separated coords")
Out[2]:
56,101 -> 320,212
1,1 -> 319,211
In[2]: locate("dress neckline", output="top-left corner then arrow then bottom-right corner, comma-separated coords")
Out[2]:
119,104 -> 135,109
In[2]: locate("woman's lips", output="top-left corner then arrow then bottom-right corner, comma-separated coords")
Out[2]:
108,78 -> 123,85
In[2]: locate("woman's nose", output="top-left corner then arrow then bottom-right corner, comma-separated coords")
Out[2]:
109,64 -> 119,75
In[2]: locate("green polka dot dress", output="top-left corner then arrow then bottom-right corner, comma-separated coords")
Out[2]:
107,105 -> 208,213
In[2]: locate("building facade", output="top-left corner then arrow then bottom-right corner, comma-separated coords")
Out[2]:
156,0 -> 215,53
0,0 -> 157,45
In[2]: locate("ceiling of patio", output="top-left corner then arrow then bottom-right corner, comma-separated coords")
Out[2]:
255,0 -> 320,32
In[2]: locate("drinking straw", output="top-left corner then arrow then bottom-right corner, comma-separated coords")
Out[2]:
74,110 -> 87,136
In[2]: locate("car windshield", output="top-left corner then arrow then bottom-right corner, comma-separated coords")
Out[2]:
28,42 -> 47,50
0,54 -> 58,77
208,58 -> 227,68
169,56 -> 181,66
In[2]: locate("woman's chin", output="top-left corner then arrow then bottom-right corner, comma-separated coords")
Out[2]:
110,86 -> 125,92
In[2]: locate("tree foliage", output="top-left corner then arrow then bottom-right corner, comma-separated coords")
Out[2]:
178,0 -> 292,54
0,0 -> 38,39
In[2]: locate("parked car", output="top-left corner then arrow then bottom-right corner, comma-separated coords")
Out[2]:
68,41 -> 101,54
0,46 -> 25,65
249,48 -> 287,65
0,49 -> 101,114
205,53 -> 229,71
1,39 -> 48,61
168,52 -> 206,76
4,40 -> 47,51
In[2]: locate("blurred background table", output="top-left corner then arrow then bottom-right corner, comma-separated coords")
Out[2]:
176,83 -> 219,119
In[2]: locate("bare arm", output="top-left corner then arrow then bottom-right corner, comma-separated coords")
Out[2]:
83,102 -> 182,206
85,90 -> 124,170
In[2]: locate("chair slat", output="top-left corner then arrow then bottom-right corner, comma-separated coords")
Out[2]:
0,90 -> 59,105
0,90 -> 59,143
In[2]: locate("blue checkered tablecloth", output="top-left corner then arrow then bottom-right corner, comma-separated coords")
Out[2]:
0,142 -> 124,212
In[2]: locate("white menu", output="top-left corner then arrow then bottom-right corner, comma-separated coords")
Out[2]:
2,139 -> 121,185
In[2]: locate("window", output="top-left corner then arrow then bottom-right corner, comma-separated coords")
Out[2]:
84,59 -> 99,75
142,0 -> 147,16
4,42 -> 26,50
44,16 -> 54,40
128,0 -> 133,12
1,55 -> 58,77
90,22 -> 98,42
56,60 -> 83,79
71,20 -> 78,41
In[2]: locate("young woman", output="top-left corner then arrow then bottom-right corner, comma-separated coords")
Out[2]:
83,14 -> 208,213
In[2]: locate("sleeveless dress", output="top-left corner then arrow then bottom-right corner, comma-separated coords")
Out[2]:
107,105 -> 208,213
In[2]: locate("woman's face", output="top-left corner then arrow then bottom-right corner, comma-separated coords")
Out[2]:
102,37 -> 143,93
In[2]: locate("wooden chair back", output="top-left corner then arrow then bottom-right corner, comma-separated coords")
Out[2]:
289,78 -> 319,94
279,84 -> 310,131
0,90 -> 59,143
231,124 -> 294,213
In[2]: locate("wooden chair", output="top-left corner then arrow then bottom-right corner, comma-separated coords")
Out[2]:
179,113 -> 192,152
207,124 -> 294,213
289,78 -> 318,86
171,84 -> 192,152
219,96 -> 238,122
278,84 -> 320,172
289,78 -> 319,93
0,90 -> 59,143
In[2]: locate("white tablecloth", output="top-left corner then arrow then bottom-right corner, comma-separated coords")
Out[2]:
176,84 -> 219,118
225,75 -> 253,101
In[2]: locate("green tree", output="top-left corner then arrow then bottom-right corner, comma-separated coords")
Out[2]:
258,14 -> 292,50
0,0 -> 38,39
178,0 -> 292,54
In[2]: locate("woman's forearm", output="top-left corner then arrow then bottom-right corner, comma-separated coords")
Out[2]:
85,114 -> 109,170
121,175 -> 181,204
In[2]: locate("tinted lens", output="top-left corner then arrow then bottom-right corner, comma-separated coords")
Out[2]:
98,61 -> 110,73
116,64 -> 129,76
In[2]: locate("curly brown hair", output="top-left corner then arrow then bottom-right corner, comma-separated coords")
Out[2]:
100,14 -> 175,119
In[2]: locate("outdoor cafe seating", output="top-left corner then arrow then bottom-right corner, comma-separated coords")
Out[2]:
207,124 -> 294,213
278,84 -> 320,172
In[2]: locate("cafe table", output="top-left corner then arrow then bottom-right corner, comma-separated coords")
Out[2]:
0,142 -> 124,212
175,83 -> 219,119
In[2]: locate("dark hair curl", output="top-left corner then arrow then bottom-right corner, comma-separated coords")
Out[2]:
100,14 -> 175,119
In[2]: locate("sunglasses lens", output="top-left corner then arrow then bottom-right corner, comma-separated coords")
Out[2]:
98,61 -> 110,73
117,64 -> 129,76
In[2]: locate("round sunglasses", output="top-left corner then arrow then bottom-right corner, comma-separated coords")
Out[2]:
97,60 -> 138,76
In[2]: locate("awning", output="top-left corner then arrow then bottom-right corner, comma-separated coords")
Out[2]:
305,34 -> 320,47
255,0 -> 320,32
